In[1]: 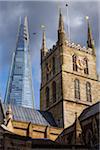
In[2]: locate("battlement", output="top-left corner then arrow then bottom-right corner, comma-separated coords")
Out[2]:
66,41 -> 93,55
44,40 -> 94,61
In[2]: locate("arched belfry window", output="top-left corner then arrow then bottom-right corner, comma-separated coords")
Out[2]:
52,57 -> 55,75
72,55 -> 77,71
74,79 -> 80,100
52,81 -> 56,103
84,59 -> 89,74
86,82 -> 92,102
46,87 -> 49,107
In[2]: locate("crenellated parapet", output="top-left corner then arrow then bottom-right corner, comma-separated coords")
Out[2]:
66,41 -> 94,55
41,40 -> 95,62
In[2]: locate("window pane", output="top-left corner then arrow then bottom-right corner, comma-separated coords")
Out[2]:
74,79 -> 80,100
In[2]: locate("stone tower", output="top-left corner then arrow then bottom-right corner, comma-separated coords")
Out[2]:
4,16 -> 34,108
40,11 -> 100,128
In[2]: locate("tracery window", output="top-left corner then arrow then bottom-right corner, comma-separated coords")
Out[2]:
52,57 -> 55,75
84,59 -> 89,74
74,79 -> 80,100
72,55 -> 77,71
86,82 -> 92,102
46,87 -> 49,107
52,81 -> 56,103
46,63 -> 49,81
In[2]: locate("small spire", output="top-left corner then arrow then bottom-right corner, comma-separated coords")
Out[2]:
75,112 -> 83,145
86,16 -> 95,55
41,29 -> 48,61
58,9 -> 65,32
58,9 -> 67,44
6,105 -> 13,121
42,31 -> 47,50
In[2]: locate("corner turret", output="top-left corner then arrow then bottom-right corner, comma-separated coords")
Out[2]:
86,16 -> 96,55
58,9 -> 67,45
41,31 -> 48,62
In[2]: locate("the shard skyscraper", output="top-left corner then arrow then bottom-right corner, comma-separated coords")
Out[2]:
4,16 -> 34,108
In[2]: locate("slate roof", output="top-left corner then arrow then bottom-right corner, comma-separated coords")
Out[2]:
1,103 -> 57,127
79,101 -> 100,121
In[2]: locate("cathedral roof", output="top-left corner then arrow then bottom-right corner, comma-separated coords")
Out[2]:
1,103 -> 57,127
79,101 -> 99,121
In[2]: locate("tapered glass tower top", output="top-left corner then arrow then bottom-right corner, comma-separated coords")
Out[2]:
4,16 -> 34,108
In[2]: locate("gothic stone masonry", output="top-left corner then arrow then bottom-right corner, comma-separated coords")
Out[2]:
40,11 -> 100,128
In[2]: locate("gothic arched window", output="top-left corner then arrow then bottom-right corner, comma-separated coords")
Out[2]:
74,79 -> 80,100
86,82 -> 92,102
52,81 -> 56,103
84,59 -> 89,74
46,63 -> 49,81
52,57 -> 55,75
85,129 -> 93,146
46,87 -> 49,107
72,55 -> 77,71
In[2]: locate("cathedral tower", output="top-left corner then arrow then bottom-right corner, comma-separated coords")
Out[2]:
4,16 -> 34,108
40,11 -> 100,128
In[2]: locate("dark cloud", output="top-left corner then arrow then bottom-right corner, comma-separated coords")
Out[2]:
0,1 -> 99,108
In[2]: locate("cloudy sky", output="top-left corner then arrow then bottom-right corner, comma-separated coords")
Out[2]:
0,0 -> 99,109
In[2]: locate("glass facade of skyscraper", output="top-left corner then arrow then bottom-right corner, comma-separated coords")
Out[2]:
4,17 -> 34,108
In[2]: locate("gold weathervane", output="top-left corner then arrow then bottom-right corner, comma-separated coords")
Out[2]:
85,16 -> 89,20
41,25 -> 46,31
